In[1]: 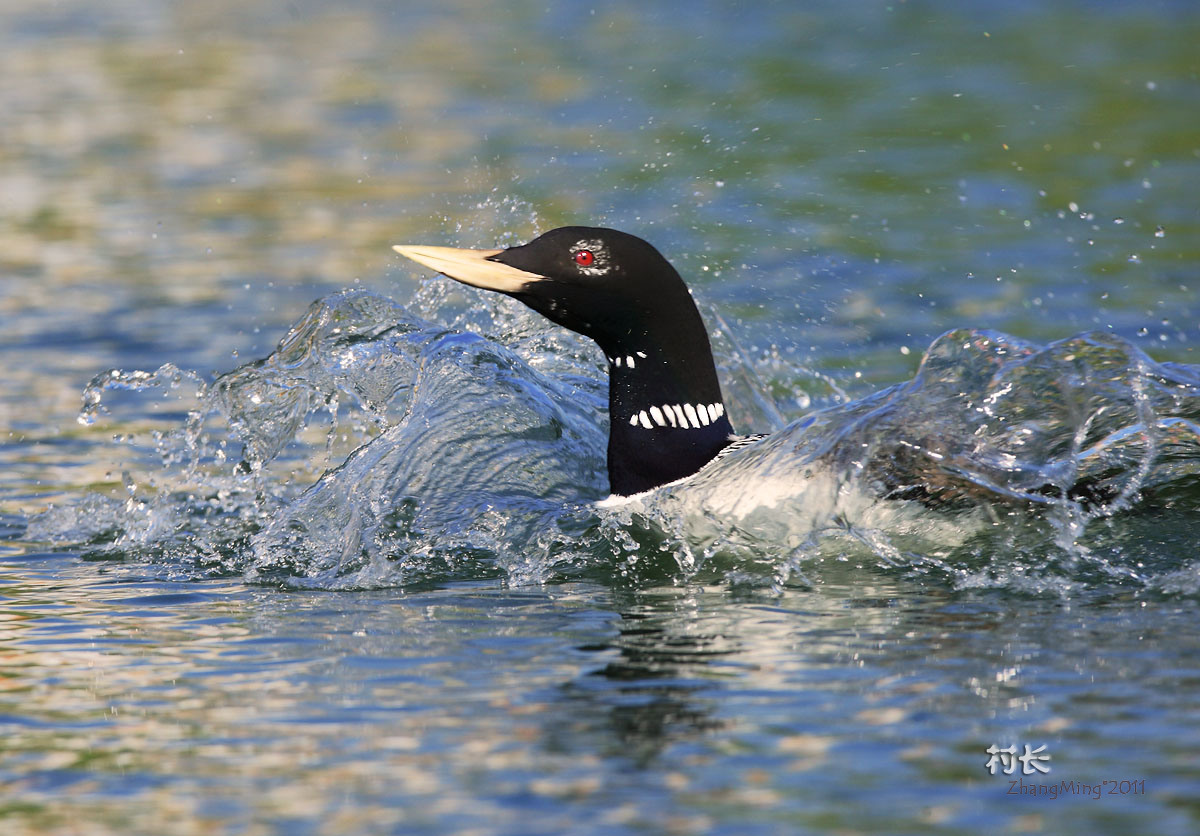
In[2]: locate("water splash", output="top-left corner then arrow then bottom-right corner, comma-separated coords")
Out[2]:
641,328 -> 1200,594
27,287 -> 1200,596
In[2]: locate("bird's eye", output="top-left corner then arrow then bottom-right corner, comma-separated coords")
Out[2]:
573,250 -> 595,267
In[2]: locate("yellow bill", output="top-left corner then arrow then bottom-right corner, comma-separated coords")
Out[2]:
392,244 -> 545,293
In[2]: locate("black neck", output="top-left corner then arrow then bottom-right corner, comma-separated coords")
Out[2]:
502,235 -> 736,496
603,338 -> 734,496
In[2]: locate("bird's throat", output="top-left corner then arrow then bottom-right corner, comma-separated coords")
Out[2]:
604,354 -> 733,496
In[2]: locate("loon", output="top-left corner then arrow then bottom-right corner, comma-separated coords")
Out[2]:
394,227 -> 744,497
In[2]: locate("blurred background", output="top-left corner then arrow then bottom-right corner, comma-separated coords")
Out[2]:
2,0 -> 1197,453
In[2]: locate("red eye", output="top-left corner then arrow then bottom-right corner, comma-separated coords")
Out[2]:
573,250 -> 595,267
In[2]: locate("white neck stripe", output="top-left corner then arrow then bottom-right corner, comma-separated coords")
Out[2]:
627,402 -> 724,431
611,352 -> 647,370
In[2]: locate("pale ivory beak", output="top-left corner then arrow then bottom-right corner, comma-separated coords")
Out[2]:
392,244 -> 545,293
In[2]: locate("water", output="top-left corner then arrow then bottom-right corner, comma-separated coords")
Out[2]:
3,1 -> 1200,834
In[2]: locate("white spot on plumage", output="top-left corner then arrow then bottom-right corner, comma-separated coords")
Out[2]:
629,414 -> 639,426
663,405 -> 678,427
706,403 -> 719,423
626,355 -> 636,369
696,404 -> 710,425
638,411 -> 652,429
684,403 -> 700,428
636,351 -> 647,358
613,356 -> 622,368
649,405 -> 666,426
670,404 -> 687,427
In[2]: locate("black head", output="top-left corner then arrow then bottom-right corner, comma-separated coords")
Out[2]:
397,226 -> 694,359
394,226 -> 735,496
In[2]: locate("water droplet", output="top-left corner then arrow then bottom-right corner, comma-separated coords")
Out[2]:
1155,226 -> 1165,238
1113,217 -> 1124,224
1068,201 -> 1079,213
1128,254 -> 1141,264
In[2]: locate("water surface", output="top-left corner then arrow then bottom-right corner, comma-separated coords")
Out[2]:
3,1 -> 1199,834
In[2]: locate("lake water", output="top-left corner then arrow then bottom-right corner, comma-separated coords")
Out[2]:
2,1 -> 1199,834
